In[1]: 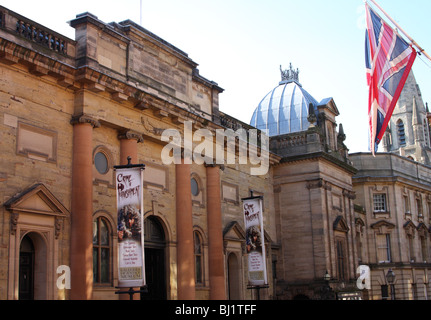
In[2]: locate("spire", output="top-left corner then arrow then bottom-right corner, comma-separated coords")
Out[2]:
280,63 -> 301,86
412,96 -> 425,146
338,123 -> 346,143
412,96 -> 421,126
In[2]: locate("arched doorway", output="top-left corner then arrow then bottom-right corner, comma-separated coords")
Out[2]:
19,235 -> 34,300
227,252 -> 241,300
19,233 -> 47,300
141,216 -> 167,300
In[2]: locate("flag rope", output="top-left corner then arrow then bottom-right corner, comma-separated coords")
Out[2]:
367,0 -> 431,62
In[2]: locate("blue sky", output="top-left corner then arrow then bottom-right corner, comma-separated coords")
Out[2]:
2,0 -> 430,153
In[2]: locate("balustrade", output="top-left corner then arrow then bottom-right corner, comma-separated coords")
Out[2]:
0,8 -> 69,55
15,19 -> 67,54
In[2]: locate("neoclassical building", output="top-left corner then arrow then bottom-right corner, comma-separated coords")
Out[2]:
0,6 -> 278,301
1,6 -> 430,301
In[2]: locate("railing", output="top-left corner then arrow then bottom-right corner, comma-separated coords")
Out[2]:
0,7 -> 72,56
15,19 -> 67,54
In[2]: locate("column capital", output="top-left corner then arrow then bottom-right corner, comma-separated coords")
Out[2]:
118,130 -> 144,143
205,163 -> 225,171
70,114 -> 101,128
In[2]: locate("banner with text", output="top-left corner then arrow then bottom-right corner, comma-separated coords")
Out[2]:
242,196 -> 268,287
116,166 -> 145,288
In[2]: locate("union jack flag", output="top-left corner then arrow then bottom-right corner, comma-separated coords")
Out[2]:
365,3 -> 417,155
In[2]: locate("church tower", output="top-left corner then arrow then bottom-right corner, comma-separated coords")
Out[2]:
382,70 -> 431,165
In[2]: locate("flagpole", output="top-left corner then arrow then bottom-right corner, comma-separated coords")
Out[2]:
140,0 -> 143,26
367,0 -> 431,62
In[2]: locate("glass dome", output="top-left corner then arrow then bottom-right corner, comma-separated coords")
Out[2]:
250,65 -> 319,137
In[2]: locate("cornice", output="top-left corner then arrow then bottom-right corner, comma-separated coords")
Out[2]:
277,151 -> 358,175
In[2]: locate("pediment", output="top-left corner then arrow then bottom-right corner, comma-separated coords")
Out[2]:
417,223 -> 429,237
223,221 -> 273,244
223,221 -> 245,241
370,220 -> 395,233
333,216 -> 350,232
4,183 -> 69,217
318,97 -> 340,117
403,220 -> 416,230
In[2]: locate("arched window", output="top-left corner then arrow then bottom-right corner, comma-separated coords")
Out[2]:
397,120 -> 406,146
194,231 -> 204,285
93,216 -> 112,284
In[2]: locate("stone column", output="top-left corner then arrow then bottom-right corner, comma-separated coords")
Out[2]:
70,115 -> 100,300
175,160 -> 196,300
206,164 -> 226,300
118,131 -> 144,300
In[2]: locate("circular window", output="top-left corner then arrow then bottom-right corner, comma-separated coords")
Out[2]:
191,178 -> 199,196
95,152 -> 109,174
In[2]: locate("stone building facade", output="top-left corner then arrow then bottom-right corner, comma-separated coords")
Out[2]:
351,153 -> 431,300
1,5 -> 430,301
352,69 -> 431,300
0,6 -> 278,301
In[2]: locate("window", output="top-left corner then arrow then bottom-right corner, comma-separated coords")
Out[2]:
93,217 -> 111,284
421,236 -> 428,262
381,285 -> 389,300
403,195 -> 410,214
408,234 -> 415,262
377,234 -> 392,263
194,231 -> 204,285
417,198 -> 423,217
356,231 -> 363,263
336,240 -> 346,281
95,152 -> 109,175
373,194 -> 387,213
191,178 -> 199,197
412,283 -> 418,300
397,120 -> 406,146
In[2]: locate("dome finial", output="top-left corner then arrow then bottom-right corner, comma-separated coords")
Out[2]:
280,63 -> 300,85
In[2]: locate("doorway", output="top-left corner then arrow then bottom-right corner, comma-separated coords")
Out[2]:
19,235 -> 35,300
141,216 -> 167,300
228,252 -> 241,300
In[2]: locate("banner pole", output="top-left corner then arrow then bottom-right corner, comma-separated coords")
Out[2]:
367,0 -> 431,61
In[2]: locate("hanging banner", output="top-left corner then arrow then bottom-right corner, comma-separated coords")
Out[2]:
242,196 -> 268,287
115,164 -> 146,288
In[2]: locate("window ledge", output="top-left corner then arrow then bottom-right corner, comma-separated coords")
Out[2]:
373,211 -> 390,219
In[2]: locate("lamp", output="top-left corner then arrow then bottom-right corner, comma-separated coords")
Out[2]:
386,269 -> 396,300
324,270 -> 331,282
386,269 -> 395,284
320,271 -> 335,300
